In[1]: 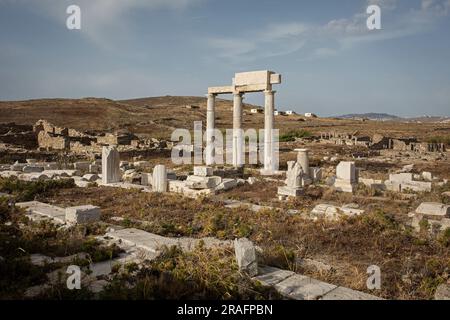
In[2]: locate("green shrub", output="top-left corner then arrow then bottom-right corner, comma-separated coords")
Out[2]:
0,178 -> 75,202
279,130 -> 311,142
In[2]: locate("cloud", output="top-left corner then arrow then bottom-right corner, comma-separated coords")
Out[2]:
207,0 -> 450,63
207,22 -> 308,63
1,0 -> 204,51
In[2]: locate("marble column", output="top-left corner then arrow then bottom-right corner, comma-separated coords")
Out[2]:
152,165 -> 167,193
206,93 -> 216,165
296,148 -> 310,177
232,92 -> 244,167
102,146 -> 121,184
263,90 -> 275,173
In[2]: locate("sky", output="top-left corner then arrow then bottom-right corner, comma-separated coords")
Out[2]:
0,0 -> 449,117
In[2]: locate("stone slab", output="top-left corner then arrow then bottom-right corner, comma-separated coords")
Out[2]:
416,202 -> 450,217
277,186 -> 303,197
193,166 -> 213,177
16,201 -> 66,224
253,266 -> 295,286
65,205 -> 101,225
275,274 -> 337,300
320,286 -> 383,300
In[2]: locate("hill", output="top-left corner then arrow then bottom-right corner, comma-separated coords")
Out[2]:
336,113 -> 401,121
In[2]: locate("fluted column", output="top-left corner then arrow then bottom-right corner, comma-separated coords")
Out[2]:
206,93 -> 216,165
233,92 -> 244,167
263,90 -> 275,173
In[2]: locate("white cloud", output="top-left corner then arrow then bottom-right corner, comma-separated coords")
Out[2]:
207,0 -> 450,62
1,0 -> 204,51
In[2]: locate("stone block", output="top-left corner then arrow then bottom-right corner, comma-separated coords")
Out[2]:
416,202 -> 450,217
277,186 -> 303,197
216,178 -> 237,191
401,181 -> 432,192
65,205 -> 101,225
185,175 -> 221,189
193,166 -> 213,177
336,161 -> 357,182
10,162 -> 26,171
334,179 -> 357,193
74,162 -> 91,171
234,238 -> 258,277
389,173 -> 413,183
435,283 -> 450,300
253,266 -> 295,286
274,274 -> 337,300
16,201 -> 66,224
82,174 -> 99,182
22,165 -> 44,173
321,286 -> 382,300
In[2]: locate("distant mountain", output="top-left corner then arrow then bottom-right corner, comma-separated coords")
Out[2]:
336,113 -> 401,120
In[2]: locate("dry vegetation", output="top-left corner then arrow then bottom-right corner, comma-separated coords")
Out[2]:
33,182 -> 450,300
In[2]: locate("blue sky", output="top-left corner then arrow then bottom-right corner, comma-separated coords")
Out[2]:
0,0 -> 449,117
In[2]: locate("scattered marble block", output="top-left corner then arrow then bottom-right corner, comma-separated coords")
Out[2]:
22,165 -> 44,173
234,238 -> 258,277
422,171 -> 433,182
401,180 -> 432,192
253,266 -> 295,286
320,286 -> 383,300
416,202 -> 450,217
168,180 -> 215,198
19,173 -> 49,181
216,178 -> 237,191
16,201 -> 66,224
10,162 -> 26,171
310,204 -> 364,221
193,166 -> 213,177
185,175 -> 221,189
82,174 -> 99,182
65,205 -> 101,225
435,283 -> 450,300
334,179 -> 357,193
277,186 -> 303,197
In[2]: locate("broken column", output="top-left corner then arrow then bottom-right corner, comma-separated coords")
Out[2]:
334,161 -> 358,193
232,92 -> 244,168
234,238 -> 258,277
295,148 -> 313,185
205,93 -> 216,166
101,146 -> 121,184
262,90 -> 275,175
278,161 -> 303,197
152,165 -> 167,193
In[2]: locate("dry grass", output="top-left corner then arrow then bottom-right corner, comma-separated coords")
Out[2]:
39,185 -> 450,300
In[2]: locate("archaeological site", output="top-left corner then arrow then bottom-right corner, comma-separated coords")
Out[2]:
1,1 -> 450,315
